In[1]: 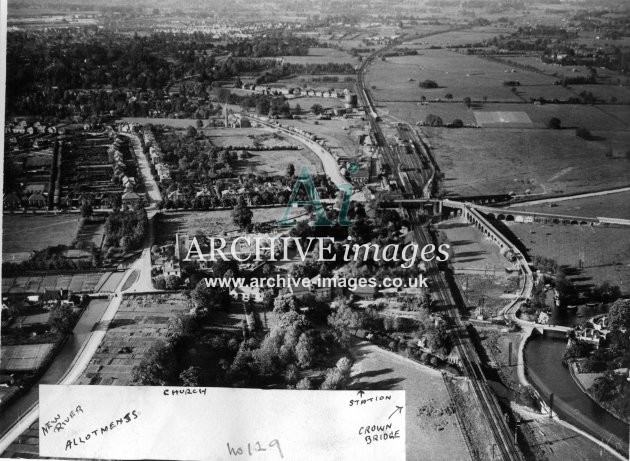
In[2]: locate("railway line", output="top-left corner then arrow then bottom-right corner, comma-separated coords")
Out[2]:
408,210 -> 523,460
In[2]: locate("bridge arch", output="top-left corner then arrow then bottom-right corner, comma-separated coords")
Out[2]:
498,214 -> 506,220
570,220 -> 578,225
486,213 -> 496,220
505,215 -> 515,221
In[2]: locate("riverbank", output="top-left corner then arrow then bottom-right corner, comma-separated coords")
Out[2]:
524,336 -> 628,458
569,361 -> 630,425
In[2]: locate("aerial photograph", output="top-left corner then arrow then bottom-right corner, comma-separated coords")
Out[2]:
0,0 -> 629,459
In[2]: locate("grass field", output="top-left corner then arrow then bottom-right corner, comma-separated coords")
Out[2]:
424,127 -> 630,196
281,47 -> 358,65
234,148 -> 322,176
2,214 -> 81,262
506,222 -> 630,295
350,341 -> 470,461
510,191 -> 630,220
366,49 -> 556,103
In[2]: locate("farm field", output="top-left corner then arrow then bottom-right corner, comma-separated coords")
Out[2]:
403,27 -> 506,48
350,341 -> 471,461
156,208 -> 306,241
76,293 -> 189,386
510,191 -> 630,220
118,117 -> 206,129
281,47 -> 358,65
423,127 -> 630,196
506,223 -> 630,295
2,214 -> 81,263
366,49 -> 558,103
384,100 -> 629,131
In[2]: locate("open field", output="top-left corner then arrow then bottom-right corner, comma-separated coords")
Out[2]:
350,341 -> 471,461
384,100 -> 630,131
424,128 -> 630,196
281,47 -> 358,65
156,208 -> 306,241
288,117 -> 370,160
0,344 -> 55,371
234,148 -> 322,176
403,28 -> 506,48
76,293 -> 190,386
510,191 -> 630,220
506,223 -> 630,295
366,49 -> 559,103
2,214 -> 81,263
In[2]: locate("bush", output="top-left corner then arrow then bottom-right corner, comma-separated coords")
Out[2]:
450,119 -> 464,128
419,79 -> 438,89
547,117 -> 561,129
425,114 -> 443,127
576,127 -> 592,140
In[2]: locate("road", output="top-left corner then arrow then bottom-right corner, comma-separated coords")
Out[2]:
0,129 -> 163,455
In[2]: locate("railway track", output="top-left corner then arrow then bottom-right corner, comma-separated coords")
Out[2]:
408,210 -> 523,461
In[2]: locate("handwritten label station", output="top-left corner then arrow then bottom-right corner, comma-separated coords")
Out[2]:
40,385 -> 405,461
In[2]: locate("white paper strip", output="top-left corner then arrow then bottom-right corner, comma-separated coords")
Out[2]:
39,385 -> 405,461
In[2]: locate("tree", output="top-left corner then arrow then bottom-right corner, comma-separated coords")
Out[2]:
591,372 -> 617,402
273,295 -> 296,314
576,127 -> 592,140
547,117 -> 561,129
424,114 -> 443,127
232,196 -> 253,229
80,198 -> 93,218
419,79 -> 438,89
328,302 -> 363,346
451,119 -> 464,128
196,119 -> 204,129
286,163 -> 295,178
165,275 -> 181,290
310,104 -> 324,115
608,299 -> 630,330
463,97 -> 472,108
295,332 -> 316,368
444,93 -> 453,100
168,313 -> 200,339
296,377 -> 313,390
131,341 -> 178,385
180,366 -> 202,386
49,303 -> 75,335
191,280 -> 229,314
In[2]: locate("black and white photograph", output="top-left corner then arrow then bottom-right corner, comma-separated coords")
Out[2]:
0,0 -> 629,459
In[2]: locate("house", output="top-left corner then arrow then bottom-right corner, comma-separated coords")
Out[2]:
229,286 -> 264,303
122,190 -> 143,207
309,275 -> 334,301
3,193 -> 21,209
28,192 -> 47,208
163,260 -> 181,278
351,285 -> 377,300
288,283 -> 312,300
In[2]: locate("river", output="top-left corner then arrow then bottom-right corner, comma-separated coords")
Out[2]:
524,335 -> 629,456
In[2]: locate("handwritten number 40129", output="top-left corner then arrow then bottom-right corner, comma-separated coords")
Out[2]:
227,440 -> 283,458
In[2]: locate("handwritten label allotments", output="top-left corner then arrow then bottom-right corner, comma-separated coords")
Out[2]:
40,385 -> 404,461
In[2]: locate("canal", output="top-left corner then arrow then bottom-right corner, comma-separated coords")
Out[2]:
525,334 -> 629,456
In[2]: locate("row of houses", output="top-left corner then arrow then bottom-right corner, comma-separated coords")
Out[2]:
145,128 -> 172,182
240,83 -> 353,100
